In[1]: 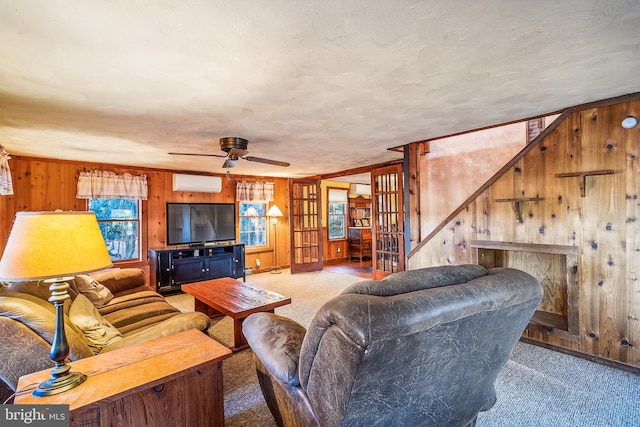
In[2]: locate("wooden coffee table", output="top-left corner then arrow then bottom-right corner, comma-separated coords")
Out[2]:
182,277 -> 291,352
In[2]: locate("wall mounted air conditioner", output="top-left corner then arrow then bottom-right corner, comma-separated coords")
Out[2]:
172,174 -> 222,193
349,183 -> 371,196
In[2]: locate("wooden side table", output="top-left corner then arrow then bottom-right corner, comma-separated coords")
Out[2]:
15,329 -> 232,427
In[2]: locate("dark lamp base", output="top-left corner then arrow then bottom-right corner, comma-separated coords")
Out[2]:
33,370 -> 87,397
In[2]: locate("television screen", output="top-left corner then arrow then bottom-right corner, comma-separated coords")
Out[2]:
166,203 -> 236,246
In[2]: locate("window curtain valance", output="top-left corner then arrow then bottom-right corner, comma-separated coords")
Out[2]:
328,188 -> 348,202
77,170 -> 148,200
0,145 -> 13,196
236,181 -> 274,202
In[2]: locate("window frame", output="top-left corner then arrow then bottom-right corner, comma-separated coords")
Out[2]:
238,202 -> 269,248
327,187 -> 348,241
87,197 -> 142,263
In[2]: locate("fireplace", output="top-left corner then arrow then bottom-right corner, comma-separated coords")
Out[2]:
471,240 -> 580,343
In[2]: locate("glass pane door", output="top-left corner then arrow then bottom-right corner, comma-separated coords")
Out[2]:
372,164 -> 404,279
289,179 -> 323,273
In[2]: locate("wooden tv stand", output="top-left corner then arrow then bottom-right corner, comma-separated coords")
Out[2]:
15,329 -> 232,427
150,243 -> 245,294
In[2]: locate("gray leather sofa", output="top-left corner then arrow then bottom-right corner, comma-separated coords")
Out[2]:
243,264 -> 543,427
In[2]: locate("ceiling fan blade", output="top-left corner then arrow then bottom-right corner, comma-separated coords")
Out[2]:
228,147 -> 248,157
222,158 -> 237,168
244,156 -> 290,167
168,152 -> 227,158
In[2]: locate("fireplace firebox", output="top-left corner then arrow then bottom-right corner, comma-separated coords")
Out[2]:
471,240 -> 580,343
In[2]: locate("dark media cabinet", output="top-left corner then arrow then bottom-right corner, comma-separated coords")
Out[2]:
149,243 -> 245,294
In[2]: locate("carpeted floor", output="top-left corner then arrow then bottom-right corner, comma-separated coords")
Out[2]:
167,269 -> 365,427
166,270 -> 640,427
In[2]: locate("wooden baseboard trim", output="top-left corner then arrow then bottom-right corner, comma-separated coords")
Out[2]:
520,338 -> 640,375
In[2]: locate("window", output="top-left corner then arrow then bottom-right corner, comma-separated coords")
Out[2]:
88,198 -> 140,262
328,188 -> 348,240
239,202 -> 267,247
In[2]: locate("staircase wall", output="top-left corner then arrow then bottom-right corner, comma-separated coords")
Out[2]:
407,98 -> 640,369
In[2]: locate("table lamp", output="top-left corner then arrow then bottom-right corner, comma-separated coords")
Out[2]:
266,204 -> 283,274
0,211 -> 113,396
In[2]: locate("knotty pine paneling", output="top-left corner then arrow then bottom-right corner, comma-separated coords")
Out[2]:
322,229 -> 348,263
0,157 -> 291,282
408,99 -> 640,369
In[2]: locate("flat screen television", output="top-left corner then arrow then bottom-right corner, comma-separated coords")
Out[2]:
166,203 -> 236,246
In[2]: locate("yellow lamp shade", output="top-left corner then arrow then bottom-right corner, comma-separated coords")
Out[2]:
0,211 -> 113,281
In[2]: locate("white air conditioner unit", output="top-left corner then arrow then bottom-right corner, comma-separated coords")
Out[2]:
349,183 -> 371,196
172,174 -> 222,193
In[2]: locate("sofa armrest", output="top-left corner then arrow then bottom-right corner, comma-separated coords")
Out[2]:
0,317 -> 58,401
0,295 -> 94,359
243,312 -> 306,387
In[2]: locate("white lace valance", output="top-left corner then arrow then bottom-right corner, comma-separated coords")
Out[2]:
0,145 -> 13,196
77,170 -> 148,200
236,181 -> 274,202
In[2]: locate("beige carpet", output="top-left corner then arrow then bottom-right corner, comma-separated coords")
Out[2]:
167,270 -> 640,427
165,269 -> 366,426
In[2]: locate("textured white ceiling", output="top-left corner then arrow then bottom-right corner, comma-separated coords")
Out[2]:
1,1 -> 639,178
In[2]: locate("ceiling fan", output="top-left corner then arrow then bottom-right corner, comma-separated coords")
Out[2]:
169,137 -> 290,168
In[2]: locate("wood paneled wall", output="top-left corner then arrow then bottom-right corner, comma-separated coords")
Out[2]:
0,157 -> 291,279
407,99 -> 640,369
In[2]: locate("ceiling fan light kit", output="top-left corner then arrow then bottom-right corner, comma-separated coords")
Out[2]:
169,137 -> 290,169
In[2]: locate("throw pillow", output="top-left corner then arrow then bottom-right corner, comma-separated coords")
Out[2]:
74,275 -> 113,307
69,294 -> 123,353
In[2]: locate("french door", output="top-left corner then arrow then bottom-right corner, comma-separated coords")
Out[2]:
289,179 -> 323,273
371,164 -> 404,280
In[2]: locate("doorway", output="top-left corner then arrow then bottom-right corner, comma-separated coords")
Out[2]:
321,173 -> 373,279
317,162 -> 405,281
323,259 -> 373,279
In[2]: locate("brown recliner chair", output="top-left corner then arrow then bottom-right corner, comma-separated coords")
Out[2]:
243,264 -> 543,427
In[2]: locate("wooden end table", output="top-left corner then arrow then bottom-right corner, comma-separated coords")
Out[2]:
182,277 -> 291,352
15,329 -> 232,427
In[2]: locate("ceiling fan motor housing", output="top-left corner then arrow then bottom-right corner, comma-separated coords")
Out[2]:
219,137 -> 248,153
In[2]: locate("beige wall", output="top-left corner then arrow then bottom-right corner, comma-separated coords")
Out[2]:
420,122 -> 527,236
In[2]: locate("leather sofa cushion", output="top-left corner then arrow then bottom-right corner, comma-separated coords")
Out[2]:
90,268 -> 146,294
69,294 -> 124,353
98,290 -> 182,335
101,312 -> 212,352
